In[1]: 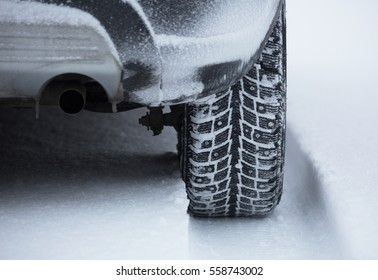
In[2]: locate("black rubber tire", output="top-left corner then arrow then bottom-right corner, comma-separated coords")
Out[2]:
181,4 -> 286,217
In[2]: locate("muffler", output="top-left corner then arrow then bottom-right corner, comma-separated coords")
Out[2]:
58,82 -> 86,115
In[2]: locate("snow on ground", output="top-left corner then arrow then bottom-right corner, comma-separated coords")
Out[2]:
0,108 -> 344,259
0,0 -> 377,260
287,0 -> 378,259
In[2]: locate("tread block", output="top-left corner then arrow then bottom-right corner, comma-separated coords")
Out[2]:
214,168 -> 229,182
259,86 -> 281,101
256,180 -> 278,191
243,79 -> 258,98
191,151 -> 210,163
192,184 -> 217,194
241,175 -> 255,187
240,187 -> 258,199
211,198 -> 228,208
239,203 -> 253,211
201,139 -> 213,149
241,151 -> 256,165
218,180 -> 229,191
214,190 -> 229,200
189,174 -> 212,185
242,123 -> 253,140
196,120 -> 213,133
258,167 -> 279,180
191,164 -> 216,175
242,165 -> 256,178
259,116 -> 277,130
258,157 -> 278,167
242,109 -> 257,126
214,128 -> 230,146
217,158 -> 230,171
211,143 -> 229,161
214,112 -> 230,131
242,139 -> 257,154
212,94 -> 230,115
247,66 -> 259,81
256,102 -> 280,115
257,147 -> 278,158
253,129 -> 279,144
253,200 -> 274,207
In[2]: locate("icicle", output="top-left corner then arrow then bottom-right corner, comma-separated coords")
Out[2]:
112,102 -> 118,113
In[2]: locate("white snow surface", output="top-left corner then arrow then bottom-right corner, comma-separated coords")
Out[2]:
287,0 -> 378,259
0,108 -> 344,259
0,0 -> 378,260
0,0 -> 120,64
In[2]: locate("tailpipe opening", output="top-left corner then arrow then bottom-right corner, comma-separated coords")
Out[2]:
59,82 -> 86,115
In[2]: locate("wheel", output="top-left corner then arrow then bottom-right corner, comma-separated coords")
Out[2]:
180,5 -> 286,217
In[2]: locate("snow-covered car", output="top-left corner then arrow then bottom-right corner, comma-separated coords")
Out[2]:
0,0 -> 286,217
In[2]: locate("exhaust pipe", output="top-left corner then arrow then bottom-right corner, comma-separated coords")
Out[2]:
59,82 -> 86,115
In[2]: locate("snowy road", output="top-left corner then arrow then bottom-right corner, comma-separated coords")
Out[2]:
0,108 -> 343,259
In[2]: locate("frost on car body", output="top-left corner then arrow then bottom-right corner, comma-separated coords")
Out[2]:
0,0 -> 281,106
0,0 -> 287,217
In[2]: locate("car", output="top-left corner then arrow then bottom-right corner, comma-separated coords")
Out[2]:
0,0 -> 287,217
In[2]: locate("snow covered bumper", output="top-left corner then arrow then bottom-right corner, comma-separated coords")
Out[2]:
0,0 -> 283,107
0,0 -> 123,105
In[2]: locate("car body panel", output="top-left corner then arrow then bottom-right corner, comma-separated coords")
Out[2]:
0,0 -> 282,107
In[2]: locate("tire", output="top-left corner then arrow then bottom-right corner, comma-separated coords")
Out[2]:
181,5 -> 286,217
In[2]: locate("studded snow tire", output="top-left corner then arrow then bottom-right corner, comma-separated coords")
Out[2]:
181,5 -> 286,217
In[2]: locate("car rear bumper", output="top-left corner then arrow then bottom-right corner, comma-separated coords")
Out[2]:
0,1 -> 123,104
0,0 -> 283,107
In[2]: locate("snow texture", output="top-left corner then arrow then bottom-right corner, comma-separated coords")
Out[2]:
0,108 -> 343,259
0,0 -> 281,105
154,0 -> 281,103
0,0 -> 377,259
287,0 -> 378,259
0,0 -> 120,64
